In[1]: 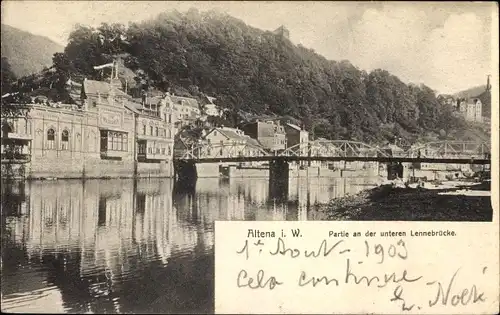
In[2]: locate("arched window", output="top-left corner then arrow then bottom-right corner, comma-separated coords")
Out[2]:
61,130 -> 69,150
47,128 -> 55,149
2,122 -> 13,139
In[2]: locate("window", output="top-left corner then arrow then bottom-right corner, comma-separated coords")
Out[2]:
168,146 -> 171,155
161,148 -> 166,155
150,126 -> 153,135
47,128 -> 55,149
61,130 -> 69,150
148,147 -> 152,154
143,124 -> 146,135
155,127 -> 159,137
138,141 -> 146,155
156,147 -> 160,154
168,115 -> 172,123
101,131 -> 128,152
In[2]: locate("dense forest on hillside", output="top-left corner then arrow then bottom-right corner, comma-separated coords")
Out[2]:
1,24 -> 64,78
4,9 -> 489,144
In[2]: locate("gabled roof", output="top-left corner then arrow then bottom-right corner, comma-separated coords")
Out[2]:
82,79 -> 128,98
206,127 -> 246,142
467,98 -> 481,104
205,127 -> 263,148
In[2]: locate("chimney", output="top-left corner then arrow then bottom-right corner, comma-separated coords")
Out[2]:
486,74 -> 491,91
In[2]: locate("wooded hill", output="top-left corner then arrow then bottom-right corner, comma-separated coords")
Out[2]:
1,24 -> 64,78
3,9 -> 490,144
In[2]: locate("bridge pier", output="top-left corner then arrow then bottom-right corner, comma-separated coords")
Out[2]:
269,157 -> 289,201
174,160 -> 197,191
386,162 -> 404,180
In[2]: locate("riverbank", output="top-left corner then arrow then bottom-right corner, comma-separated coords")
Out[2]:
320,180 -> 492,221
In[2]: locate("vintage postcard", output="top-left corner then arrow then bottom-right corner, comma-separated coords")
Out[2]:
1,1 -> 498,314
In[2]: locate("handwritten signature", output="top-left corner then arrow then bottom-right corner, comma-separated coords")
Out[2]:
427,267 -> 486,307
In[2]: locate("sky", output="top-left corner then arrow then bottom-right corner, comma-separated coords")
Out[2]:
1,1 -> 497,94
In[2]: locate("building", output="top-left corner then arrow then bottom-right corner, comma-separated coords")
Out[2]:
273,25 -> 290,39
457,98 -> 482,122
241,120 -> 286,153
283,122 -> 309,155
124,94 -> 176,163
200,126 -> 264,158
170,94 -> 201,127
201,96 -> 223,117
1,76 -> 177,179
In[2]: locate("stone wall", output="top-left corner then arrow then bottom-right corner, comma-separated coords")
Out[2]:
26,156 -> 174,179
197,163 -> 220,178
137,161 -> 173,178
228,166 -> 269,178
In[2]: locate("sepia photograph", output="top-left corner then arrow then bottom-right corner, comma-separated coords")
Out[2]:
1,1 -> 496,314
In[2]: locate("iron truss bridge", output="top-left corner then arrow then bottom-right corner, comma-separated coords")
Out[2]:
175,140 -> 491,164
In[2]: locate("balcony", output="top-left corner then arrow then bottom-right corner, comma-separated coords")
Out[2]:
1,152 -> 31,164
100,150 -> 129,160
137,152 -> 169,162
5,132 -> 32,141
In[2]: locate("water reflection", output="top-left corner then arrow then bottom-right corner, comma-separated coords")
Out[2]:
1,176 -> 379,314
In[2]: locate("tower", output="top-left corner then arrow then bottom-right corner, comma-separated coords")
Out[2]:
109,60 -> 123,91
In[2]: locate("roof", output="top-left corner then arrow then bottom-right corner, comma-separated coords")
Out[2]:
170,95 -> 199,109
215,127 -> 247,142
467,98 -> 481,104
205,127 -> 263,147
244,136 -> 262,147
285,122 -> 302,131
83,79 -> 128,98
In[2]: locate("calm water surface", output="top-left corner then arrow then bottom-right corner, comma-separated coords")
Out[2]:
1,176 -> 379,314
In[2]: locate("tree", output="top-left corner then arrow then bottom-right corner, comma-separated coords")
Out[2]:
1,57 -> 17,94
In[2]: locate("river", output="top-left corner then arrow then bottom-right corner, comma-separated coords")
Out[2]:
1,176 -> 380,314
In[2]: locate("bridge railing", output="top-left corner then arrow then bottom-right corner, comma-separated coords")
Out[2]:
404,141 -> 490,159
279,140 -> 390,158
179,142 -> 271,160
176,139 -> 490,161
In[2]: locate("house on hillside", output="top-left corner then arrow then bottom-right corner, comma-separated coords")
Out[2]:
273,25 -> 290,39
241,120 -> 286,154
283,122 -> 309,163
453,76 -> 491,123
170,93 -> 201,127
200,127 -> 264,160
200,95 -> 224,117
457,98 -> 482,123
